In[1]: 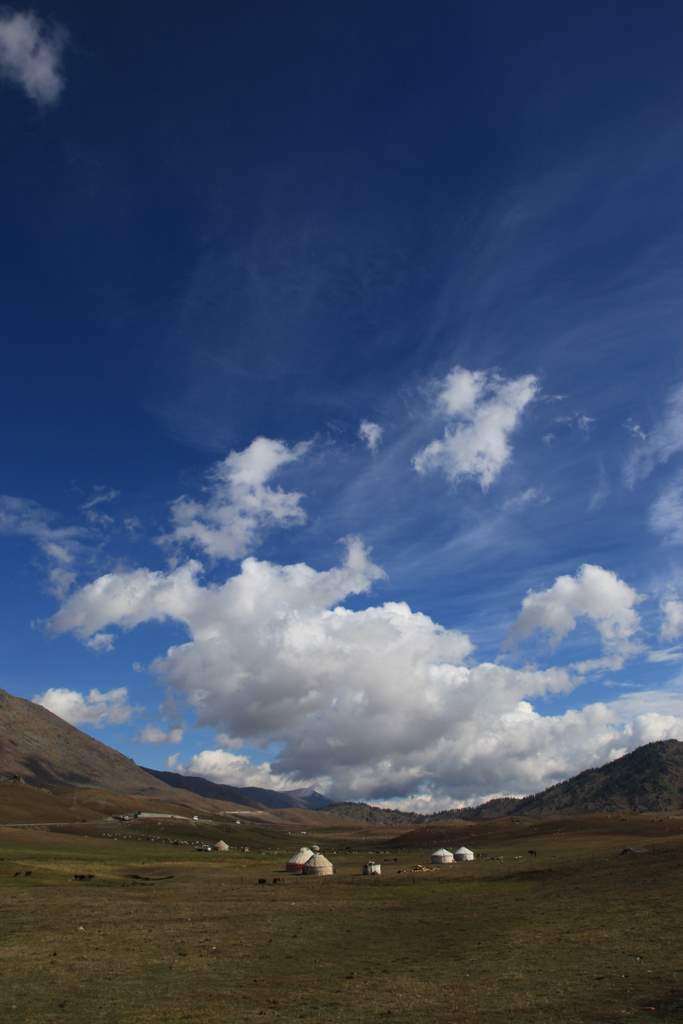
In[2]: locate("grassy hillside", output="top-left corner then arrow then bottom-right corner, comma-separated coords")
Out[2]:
0,778 -> 250,825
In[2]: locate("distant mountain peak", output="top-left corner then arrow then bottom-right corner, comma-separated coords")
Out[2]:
143,768 -> 332,810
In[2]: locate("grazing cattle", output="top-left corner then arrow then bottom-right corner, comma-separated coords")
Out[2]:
257,878 -> 267,885
528,850 -> 537,857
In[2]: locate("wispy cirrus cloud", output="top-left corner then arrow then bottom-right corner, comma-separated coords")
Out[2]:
80,487 -> 120,527
554,412 -> 595,436
502,486 -> 548,513
647,647 -> 683,664
626,380 -> 683,486
0,495 -> 85,597
650,471 -> 683,545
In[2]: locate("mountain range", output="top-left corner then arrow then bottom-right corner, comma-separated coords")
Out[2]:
325,742 -> 683,823
2,687 -> 683,821
144,766 -> 332,810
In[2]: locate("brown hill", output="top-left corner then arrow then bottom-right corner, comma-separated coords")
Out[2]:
0,688 -> 179,797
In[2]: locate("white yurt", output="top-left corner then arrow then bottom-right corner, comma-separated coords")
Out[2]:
286,847 -> 314,873
454,846 -> 474,861
215,840 -> 230,852
431,847 -> 454,865
362,861 -> 382,876
303,852 -> 334,876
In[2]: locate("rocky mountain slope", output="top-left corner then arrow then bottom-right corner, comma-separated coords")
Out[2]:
0,688 -> 174,796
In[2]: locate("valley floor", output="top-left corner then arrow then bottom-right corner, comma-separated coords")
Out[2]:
1,821 -> 682,1023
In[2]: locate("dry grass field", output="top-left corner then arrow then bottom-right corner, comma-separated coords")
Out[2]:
1,817 -> 683,1024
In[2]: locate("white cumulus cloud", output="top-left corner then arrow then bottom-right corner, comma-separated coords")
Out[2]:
358,420 -> 383,452
413,366 -> 538,489
85,632 -> 115,652
33,686 -> 136,727
45,536 -> 611,802
510,563 -> 641,654
160,437 -> 310,561
137,724 -> 184,744
43,519 -> 682,804
170,749 -> 303,790
0,10 -> 66,105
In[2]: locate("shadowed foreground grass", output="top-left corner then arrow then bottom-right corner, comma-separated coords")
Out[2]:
1,825 -> 682,1023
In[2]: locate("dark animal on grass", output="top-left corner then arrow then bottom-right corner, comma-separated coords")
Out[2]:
258,878 -> 267,885
528,850 -> 537,857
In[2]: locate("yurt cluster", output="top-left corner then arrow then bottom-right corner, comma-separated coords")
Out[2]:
284,844 -> 475,876
431,846 -> 474,863
286,845 -> 334,876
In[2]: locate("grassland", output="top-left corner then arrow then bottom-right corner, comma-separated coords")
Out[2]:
1,817 -> 683,1024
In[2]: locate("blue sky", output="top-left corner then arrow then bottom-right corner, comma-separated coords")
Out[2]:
2,2 -> 683,808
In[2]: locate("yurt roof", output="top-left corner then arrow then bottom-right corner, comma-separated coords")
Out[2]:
454,846 -> 473,855
305,852 -> 333,868
287,847 -> 314,864
432,848 -> 453,856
